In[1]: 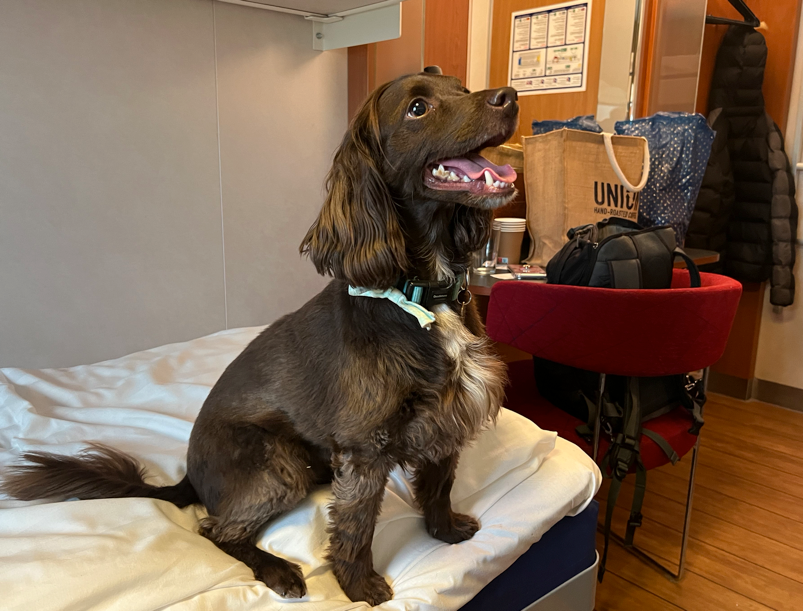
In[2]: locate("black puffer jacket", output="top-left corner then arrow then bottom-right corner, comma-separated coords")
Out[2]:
687,27 -> 798,306
685,110 -> 733,273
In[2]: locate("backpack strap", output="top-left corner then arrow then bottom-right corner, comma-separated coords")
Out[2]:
624,459 -> 648,547
575,393 -> 597,440
576,391 -> 622,441
548,224 -> 595,283
672,248 -> 701,287
598,377 -> 643,581
641,429 -> 680,464
680,374 -> 706,435
599,465 -> 620,581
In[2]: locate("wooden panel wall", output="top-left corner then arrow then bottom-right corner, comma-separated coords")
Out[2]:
375,0 -> 425,85
489,0 -> 607,143
347,0 -> 470,120
424,0 -> 470,83
347,45 -> 375,120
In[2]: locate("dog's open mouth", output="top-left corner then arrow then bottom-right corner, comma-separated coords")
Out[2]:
423,152 -> 518,194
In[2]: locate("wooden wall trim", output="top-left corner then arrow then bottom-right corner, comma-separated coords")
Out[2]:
635,0 -> 658,119
347,45 -> 371,121
711,282 -> 766,380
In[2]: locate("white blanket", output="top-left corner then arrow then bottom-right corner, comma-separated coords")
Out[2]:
0,327 -> 601,611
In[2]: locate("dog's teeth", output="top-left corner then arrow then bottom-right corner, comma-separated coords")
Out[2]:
484,170 -> 493,186
433,165 -> 450,180
462,175 -> 471,182
435,164 -> 451,179
448,171 -> 459,182
493,181 -> 500,188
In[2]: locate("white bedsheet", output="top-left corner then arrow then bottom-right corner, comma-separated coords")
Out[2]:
0,327 -> 601,611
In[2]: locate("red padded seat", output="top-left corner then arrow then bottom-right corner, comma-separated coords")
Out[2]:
487,271 -> 742,378
504,360 -> 698,470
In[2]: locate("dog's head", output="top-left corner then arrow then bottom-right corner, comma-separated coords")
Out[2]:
301,72 -> 520,288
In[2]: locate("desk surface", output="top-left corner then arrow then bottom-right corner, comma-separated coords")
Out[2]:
468,248 -> 720,297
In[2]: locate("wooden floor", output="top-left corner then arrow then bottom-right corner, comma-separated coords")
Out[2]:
593,393 -> 803,611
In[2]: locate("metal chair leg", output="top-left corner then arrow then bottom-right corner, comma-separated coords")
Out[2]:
592,373 -> 606,462
605,438 -> 699,581
600,366 -> 707,581
701,366 -> 710,395
676,437 -> 699,579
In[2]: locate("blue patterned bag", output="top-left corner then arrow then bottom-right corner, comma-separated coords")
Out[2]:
614,113 -> 714,244
531,115 -> 602,135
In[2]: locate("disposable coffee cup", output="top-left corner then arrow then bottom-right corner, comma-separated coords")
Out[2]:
493,217 -> 527,266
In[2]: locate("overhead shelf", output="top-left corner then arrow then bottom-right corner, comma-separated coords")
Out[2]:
218,0 -> 405,50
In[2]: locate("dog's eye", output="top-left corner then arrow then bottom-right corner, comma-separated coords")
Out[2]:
407,99 -> 430,118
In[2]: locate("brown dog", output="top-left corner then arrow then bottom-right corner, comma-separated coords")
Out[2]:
3,72 -> 519,605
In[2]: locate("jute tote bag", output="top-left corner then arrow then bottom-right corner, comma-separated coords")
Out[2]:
522,129 -> 650,266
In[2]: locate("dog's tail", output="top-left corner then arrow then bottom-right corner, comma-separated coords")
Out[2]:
1,443 -> 199,507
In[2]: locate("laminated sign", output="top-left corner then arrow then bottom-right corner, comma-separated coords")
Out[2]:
508,1 -> 592,96
522,129 -> 650,266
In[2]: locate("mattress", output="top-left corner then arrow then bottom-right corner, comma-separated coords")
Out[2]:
460,500 -> 599,610
0,326 -> 601,611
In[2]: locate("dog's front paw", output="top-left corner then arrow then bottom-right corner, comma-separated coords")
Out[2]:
429,511 -> 480,544
339,568 -> 393,605
257,559 -> 307,599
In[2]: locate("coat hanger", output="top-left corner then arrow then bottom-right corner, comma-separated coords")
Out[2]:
705,0 -> 760,27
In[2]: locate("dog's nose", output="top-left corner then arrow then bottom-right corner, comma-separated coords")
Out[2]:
487,87 -> 518,108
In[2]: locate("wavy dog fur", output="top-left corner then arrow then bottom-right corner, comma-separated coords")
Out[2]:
2,72 -> 519,605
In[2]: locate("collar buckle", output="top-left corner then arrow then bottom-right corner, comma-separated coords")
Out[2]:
397,273 -> 465,309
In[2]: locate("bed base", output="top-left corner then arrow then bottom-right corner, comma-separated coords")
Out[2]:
522,551 -> 599,611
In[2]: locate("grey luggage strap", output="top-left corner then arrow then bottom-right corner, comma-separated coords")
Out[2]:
642,429 -> 680,464
599,377 -> 642,580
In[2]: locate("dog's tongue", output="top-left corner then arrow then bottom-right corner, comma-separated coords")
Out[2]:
438,153 -> 517,182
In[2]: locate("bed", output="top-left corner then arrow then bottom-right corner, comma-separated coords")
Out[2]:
0,326 -> 601,610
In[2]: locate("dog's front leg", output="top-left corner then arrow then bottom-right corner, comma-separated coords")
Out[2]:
413,454 -> 480,543
326,451 -> 393,605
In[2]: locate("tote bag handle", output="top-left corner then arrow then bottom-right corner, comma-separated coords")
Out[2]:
603,133 -> 650,192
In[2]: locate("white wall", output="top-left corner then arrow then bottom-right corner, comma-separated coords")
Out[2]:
755,246 -> 803,389
467,0 -> 493,92
595,0 -> 639,131
0,0 -> 346,368
754,14 -> 803,391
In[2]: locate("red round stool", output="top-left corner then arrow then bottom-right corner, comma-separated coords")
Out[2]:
486,270 -> 742,579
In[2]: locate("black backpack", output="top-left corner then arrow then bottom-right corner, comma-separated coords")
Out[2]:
539,218 -> 706,580
546,217 -> 701,288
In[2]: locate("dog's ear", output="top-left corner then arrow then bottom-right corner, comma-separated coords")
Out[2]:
300,85 -> 408,288
452,206 -> 493,261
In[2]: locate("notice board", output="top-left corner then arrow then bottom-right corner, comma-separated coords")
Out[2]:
508,1 -> 592,96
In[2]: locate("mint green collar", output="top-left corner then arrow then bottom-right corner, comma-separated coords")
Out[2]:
348,286 -> 436,329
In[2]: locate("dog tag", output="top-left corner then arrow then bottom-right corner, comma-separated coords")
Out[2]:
456,287 -> 472,320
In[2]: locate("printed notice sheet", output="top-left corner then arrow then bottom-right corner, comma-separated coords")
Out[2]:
508,1 -> 592,96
